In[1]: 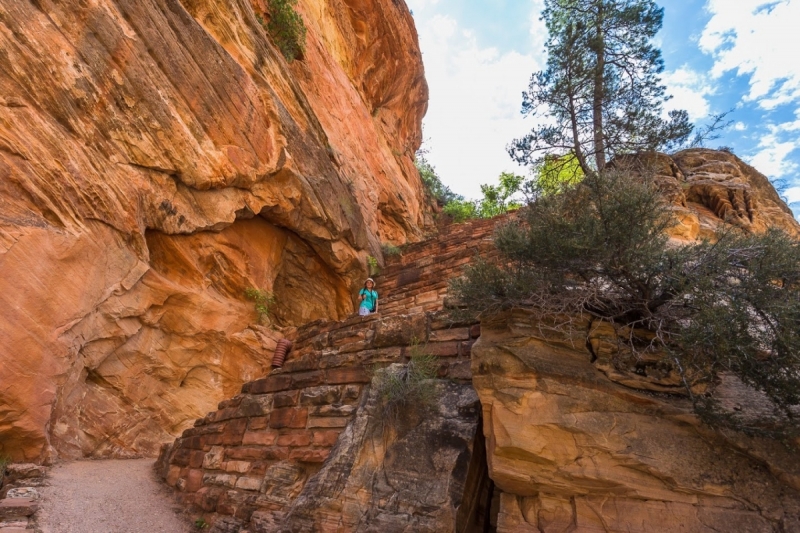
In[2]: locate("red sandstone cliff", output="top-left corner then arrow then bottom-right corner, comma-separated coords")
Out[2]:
0,0 -> 429,462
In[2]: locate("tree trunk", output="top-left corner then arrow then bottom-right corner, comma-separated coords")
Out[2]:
592,1 -> 606,171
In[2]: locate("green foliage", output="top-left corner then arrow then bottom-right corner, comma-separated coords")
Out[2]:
374,342 -> 439,416
415,153 -> 461,205
194,517 -> 210,530
443,199 -> 478,222
442,172 -> 524,223
381,243 -> 402,257
532,152 -> 585,195
245,288 -> 276,324
258,0 -> 307,61
451,168 -> 800,435
509,0 -> 693,175
477,172 -> 524,217
0,456 -> 9,475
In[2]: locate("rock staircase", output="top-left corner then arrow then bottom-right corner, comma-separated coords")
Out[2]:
157,216 -> 506,532
376,215 -> 503,316
0,464 -> 46,532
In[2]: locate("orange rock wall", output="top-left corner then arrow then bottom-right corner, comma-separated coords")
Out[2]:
0,0 -> 429,461
157,216 -> 503,529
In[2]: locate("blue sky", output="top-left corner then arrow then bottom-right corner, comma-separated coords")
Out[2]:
406,0 -> 800,217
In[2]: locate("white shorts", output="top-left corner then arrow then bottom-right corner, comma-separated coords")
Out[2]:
358,306 -> 371,316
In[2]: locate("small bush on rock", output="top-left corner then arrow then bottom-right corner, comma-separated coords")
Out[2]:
258,0 -> 306,61
381,243 -> 402,257
451,168 -> 800,436
374,342 -> 439,416
245,288 -> 276,324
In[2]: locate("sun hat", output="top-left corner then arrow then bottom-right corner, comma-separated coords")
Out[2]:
365,278 -> 375,284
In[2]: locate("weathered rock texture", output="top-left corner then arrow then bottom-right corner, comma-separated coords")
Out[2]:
277,373 -> 480,532
156,310 -> 482,531
0,0 -> 429,461
157,216 -> 498,531
613,148 -> 800,240
473,311 -> 800,532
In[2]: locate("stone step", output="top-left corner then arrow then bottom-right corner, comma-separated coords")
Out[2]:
0,499 -> 37,520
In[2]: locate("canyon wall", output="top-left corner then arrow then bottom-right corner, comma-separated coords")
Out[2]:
0,0 -> 429,462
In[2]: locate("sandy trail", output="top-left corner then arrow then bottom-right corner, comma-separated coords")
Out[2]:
36,459 -> 192,533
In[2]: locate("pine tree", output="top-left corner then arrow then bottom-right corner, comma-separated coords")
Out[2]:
509,0 -> 693,175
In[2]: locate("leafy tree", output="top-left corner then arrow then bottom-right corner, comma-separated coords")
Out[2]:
477,172 -> 524,218
509,0 -> 693,176
259,0 -> 307,61
451,168 -> 800,435
440,172 -> 525,222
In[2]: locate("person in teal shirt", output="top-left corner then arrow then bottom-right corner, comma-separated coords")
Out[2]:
358,278 -> 378,315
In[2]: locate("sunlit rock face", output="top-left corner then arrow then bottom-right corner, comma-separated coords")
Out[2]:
612,149 -> 800,241
473,311 -> 800,533
0,0 -> 429,462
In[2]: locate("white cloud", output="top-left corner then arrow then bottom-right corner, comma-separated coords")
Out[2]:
744,108 -> 800,180
662,66 -> 714,120
785,186 -> 800,204
734,121 -> 747,131
699,0 -> 800,109
748,132 -> 799,177
414,11 -> 545,198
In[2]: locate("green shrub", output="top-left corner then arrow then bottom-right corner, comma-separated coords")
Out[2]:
443,199 -> 478,222
476,172 -> 524,218
366,255 -> 380,276
532,153 -> 585,196
194,517 -> 210,530
244,288 -> 276,324
374,343 -> 439,416
451,168 -> 800,436
381,243 -> 402,257
442,172 -> 525,223
258,0 -> 306,61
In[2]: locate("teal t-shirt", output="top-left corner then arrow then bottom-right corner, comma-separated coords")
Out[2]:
359,288 -> 378,311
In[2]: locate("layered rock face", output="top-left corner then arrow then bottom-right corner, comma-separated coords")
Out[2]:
0,0 -> 428,461
613,148 -> 800,240
156,311 -> 483,531
473,311 -> 800,532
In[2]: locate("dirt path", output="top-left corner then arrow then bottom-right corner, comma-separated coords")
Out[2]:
36,459 -> 192,533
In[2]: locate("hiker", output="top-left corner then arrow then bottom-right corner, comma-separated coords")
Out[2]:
358,278 -> 378,316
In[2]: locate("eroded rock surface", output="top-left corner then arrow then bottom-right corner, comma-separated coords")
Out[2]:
613,149 -> 799,240
0,0 -> 429,461
473,309 -> 800,532
277,372 -> 480,532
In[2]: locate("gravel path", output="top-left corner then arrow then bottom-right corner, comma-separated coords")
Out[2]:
36,459 -> 192,533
